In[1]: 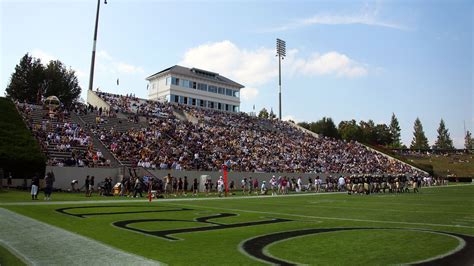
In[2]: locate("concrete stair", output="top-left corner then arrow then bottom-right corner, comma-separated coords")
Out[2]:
70,112 -> 121,167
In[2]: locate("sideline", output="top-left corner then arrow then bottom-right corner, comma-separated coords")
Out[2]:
1,183 -> 471,207
0,191 -> 344,206
0,208 -> 161,266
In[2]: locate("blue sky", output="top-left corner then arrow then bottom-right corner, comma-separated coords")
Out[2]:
1,0 -> 472,148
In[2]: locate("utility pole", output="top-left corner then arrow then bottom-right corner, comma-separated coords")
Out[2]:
88,0 -> 108,91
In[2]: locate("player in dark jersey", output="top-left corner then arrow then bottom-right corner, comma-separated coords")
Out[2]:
388,175 -> 394,193
363,175 -> 370,195
192,178 -> 199,196
412,175 -> 419,193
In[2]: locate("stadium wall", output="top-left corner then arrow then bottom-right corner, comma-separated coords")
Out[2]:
148,169 -> 332,187
87,90 -> 111,111
22,166 -> 338,191
45,166 -> 120,190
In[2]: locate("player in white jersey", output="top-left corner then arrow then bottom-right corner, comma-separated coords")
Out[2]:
260,181 -> 268,195
314,176 -> 322,193
270,176 -> 277,196
296,177 -> 303,192
241,178 -> 248,194
218,176 -> 225,197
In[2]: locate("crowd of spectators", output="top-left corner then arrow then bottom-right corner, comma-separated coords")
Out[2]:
92,92 -> 425,175
17,102 -> 110,167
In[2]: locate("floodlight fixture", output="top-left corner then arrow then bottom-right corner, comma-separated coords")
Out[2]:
276,38 -> 286,120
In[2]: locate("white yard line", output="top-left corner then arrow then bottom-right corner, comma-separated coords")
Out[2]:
1,183 -> 472,207
162,202 -> 474,230
0,208 -> 161,266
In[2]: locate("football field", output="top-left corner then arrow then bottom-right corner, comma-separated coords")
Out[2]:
1,184 -> 473,265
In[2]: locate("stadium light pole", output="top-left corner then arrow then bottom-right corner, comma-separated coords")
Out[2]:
88,0 -> 107,91
276,38 -> 286,120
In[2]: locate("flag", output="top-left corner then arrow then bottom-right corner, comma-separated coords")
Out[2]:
147,84 -> 149,90
116,78 -> 119,86
222,165 -> 228,197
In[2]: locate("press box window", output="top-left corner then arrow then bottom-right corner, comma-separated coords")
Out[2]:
171,77 -> 180,86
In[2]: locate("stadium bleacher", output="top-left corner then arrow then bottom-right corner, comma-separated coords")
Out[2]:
14,92 -> 425,175
65,91 -> 423,175
17,103 -> 111,167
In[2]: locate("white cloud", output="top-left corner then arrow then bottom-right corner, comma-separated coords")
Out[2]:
116,62 -> 144,74
264,5 -> 410,32
180,41 -> 368,102
240,87 -> 259,101
75,69 -> 87,78
298,14 -> 408,30
97,50 -> 113,61
180,41 -> 277,86
291,51 -> 367,78
31,49 -> 56,63
96,50 -> 144,75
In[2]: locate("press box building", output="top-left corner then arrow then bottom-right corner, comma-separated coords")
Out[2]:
146,65 -> 244,113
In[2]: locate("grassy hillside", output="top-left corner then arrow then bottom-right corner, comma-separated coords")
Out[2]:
405,153 -> 474,177
0,97 -> 46,178
366,144 -> 473,177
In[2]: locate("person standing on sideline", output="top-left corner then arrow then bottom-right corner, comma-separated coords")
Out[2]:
338,175 -> 346,192
133,176 -> 143,198
260,181 -> 268,195
192,178 -> 199,196
253,178 -> 259,195
183,176 -> 189,196
314,176 -> 321,193
7,172 -> 12,190
241,177 -> 248,195
31,174 -> 39,200
248,177 -> 253,195
85,176 -> 90,197
88,176 -> 95,197
44,171 -> 55,200
164,173 -> 173,195
270,176 -> 277,196
177,178 -> 183,196
217,176 -> 225,197
296,177 -> 303,192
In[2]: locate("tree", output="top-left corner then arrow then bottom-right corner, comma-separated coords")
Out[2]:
298,122 -> 310,130
410,118 -> 430,150
389,113 -> 402,148
43,60 -> 81,107
359,120 -> 377,144
5,54 -> 45,103
374,124 -> 393,146
269,108 -> 276,120
5,53 -> 81,107
465,130 -> 473,150
433,119 -> 454,150
338,120 -> 363,141
309,117 -> 339,138
258,108 -> 269,119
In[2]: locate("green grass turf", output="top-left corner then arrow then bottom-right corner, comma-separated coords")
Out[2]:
267,229 -> 458,265
0,243 -> 26,266
1,185 -> 473,265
